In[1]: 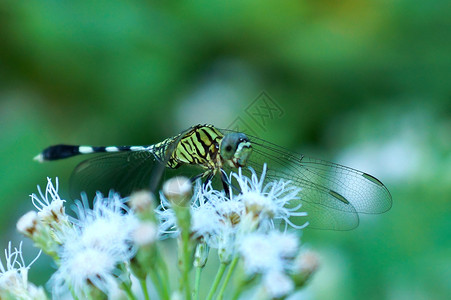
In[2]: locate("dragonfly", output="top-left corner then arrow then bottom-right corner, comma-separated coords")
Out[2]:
35,124 -> 392,230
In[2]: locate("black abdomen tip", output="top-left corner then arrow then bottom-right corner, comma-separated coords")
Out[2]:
41,144 -> 80,161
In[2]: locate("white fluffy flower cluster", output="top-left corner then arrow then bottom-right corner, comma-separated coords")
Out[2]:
239,231 -> 299,298
19,178 -> 140,299
11,164 -> 315,300
157,165 -> 307,258
156,164 -> 309,298
0,242 -> 45,300
50,193 -> 139,299
30,177 -> 68,229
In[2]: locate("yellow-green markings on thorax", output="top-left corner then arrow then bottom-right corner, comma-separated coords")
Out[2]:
168,125 -> 224,169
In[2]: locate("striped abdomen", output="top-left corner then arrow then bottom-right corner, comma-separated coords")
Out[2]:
34,144 -> 153,162
35,124 -> 224,171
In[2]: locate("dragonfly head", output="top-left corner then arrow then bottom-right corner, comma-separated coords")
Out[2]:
220,133 -> 253,168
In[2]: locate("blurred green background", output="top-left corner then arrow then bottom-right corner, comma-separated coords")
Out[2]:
1,0 -> 450,299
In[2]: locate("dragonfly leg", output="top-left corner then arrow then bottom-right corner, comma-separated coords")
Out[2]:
220,171 -> 230,197
220,169 -> 241,197
190,171 -> 214,185
190,173 -> 204,183
204,172 -> 214,186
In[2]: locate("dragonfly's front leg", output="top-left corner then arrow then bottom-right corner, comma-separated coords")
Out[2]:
190,169 -> 239,198
189,173 -> 204,183
190,171 -> 214,186
204,171 -> 214,185
220,170 -> 230,197
220,169 -> 241,197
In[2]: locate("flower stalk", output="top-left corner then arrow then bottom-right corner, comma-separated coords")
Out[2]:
163,177 -> 193,300
216,255 -> 239,300
205,262 -> 228,300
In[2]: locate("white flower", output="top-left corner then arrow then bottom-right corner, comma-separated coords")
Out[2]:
207,192 -> 245,262
19,178 -> 75,257
156,180 -> 223,240
51,247 -> 118,299
215,194 -> 245,228
190,181 -> 223,240
70,192 -> 139,258
155,190 -> 178,237
239,231 -> 299,275
28,177 -> 72,249
156,179 -> 245,261
262,271 -> 294,298
191,203 -> 219,239
239,232 -> 284,274
16,210 -> 60,259
214,223 -> 237,263
155,165 -> 307,263
31,177 -> 69,228
233,164 -> 308,230
268,231 -> 299,258
0,242 -> 45,300
50,192 -> 138,298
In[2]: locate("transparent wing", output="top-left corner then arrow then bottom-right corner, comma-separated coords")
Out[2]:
70,151 -> 158,199
221,129 -> 392,230
69,129 -> 192,200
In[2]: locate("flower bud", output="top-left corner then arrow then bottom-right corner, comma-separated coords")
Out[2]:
130,190 -> 155,213
130,222 -> 159,278
133,221 -> 158,247
193,241 -> 209,268
263,271 -> 294,299
16,211 -> 39,237
163,177 -> 192,207
292,250 -> 319,287
17,211 -> 61,260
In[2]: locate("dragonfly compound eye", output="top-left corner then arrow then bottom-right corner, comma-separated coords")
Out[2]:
220,133 -> 238,160
220,133 -> 252,167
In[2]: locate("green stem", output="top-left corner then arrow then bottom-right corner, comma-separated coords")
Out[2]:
159,269 -> 170,300
231,288 -> 242,300
179,228 -> 192,300
175,206 -> 192,300
232,273 -> 258,300
156,248 -> 170,298
193,266 -> 202,300
216,256 -> 239,300
231,279 -> 248,300
140,278 -> 150,300
149,269 -> 165,300
69,285 -> 79,300
122,281 -> 138,300
205,263 -> 228,300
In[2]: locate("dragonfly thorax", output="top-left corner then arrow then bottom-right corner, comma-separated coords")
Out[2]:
167,125 -> 224,170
